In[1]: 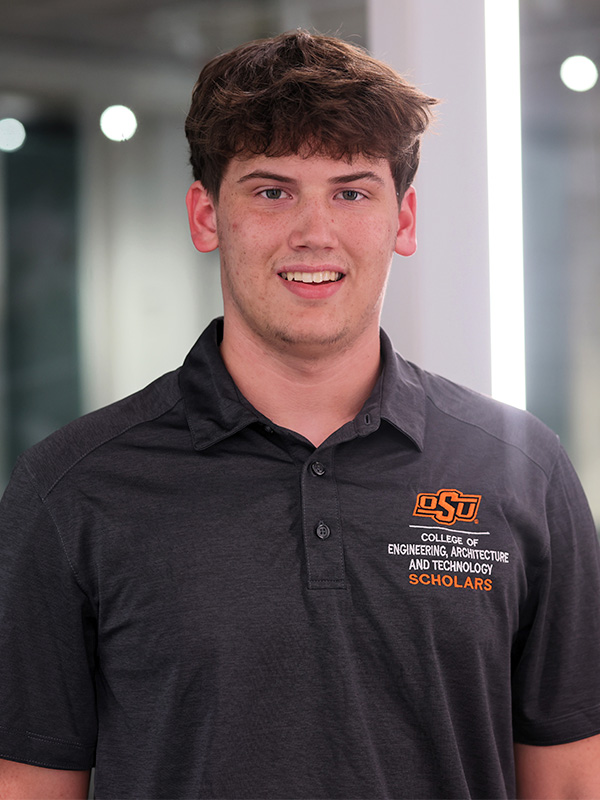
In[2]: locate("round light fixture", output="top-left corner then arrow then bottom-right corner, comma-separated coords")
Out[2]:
0,117 -> 26,152
100,105 -> 138,141
560,55 -> 598,92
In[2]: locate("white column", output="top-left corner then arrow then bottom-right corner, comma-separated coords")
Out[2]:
368,0 -> 491,394
0,153 -> 7,479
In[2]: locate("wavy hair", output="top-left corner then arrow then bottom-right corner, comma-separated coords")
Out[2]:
185,30 -> 438,199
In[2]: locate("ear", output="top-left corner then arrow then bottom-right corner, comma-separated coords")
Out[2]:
186,181 -> 219,252
394,185 -> 417,257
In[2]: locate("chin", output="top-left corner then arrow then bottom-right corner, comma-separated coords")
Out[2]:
261,320 -> 357,353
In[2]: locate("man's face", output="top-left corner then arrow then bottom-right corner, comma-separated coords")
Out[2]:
186,153 -> 416,358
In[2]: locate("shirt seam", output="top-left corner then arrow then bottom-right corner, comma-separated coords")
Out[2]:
20,393 -> 184,593
17,465 -> 91,597
28,394 -> 184,501
0,722 -> 93,750
425,394 -> 559,483
331,446 -> 347,586
0,754 -> 92,769
527,700 -> 600,726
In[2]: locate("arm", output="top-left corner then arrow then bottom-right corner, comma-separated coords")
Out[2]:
0,759 -> 90,800
515,734 -> 600,799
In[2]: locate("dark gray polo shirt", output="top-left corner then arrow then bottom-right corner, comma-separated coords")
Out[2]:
1,318 -> 600,799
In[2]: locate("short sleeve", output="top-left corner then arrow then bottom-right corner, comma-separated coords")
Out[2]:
0,457 -> 97,769
512,446 -> 600,745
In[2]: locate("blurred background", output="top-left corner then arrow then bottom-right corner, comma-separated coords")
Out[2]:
0,0 -> 598,530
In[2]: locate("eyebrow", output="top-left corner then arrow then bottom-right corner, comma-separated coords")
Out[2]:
327,171 -> 385,186
237,170 -> 385,186
237,171 -> 296,185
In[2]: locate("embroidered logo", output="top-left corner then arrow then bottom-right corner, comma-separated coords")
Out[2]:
413,489 -> 481,526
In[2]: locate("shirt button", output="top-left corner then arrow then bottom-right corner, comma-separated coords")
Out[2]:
315,521 -> 331,540
310,461 -> 326,476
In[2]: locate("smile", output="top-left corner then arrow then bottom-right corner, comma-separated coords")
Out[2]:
279,270 -> 344,284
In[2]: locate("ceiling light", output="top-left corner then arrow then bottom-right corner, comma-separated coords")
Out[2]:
100,105 -> 138,142
0,117 -> 26,152
560,55 -> 598,92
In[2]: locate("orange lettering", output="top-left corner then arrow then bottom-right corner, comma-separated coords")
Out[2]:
413,489 -> 482,526
436,493 -> 457,524
410,572 -> 493,591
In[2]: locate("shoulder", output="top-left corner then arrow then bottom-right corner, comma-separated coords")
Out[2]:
19,369 -> 183,499
404,357 -> 561,479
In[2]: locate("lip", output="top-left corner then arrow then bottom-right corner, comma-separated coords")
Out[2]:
277,266 -> 346,300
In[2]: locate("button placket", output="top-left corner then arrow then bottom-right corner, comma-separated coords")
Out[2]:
300,453 -> 346,590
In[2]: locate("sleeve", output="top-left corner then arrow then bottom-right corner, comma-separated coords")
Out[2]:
0,457 -> 97,769
512,445 -> 600,746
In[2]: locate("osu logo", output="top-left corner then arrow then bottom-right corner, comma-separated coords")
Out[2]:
413,489 -> 481,526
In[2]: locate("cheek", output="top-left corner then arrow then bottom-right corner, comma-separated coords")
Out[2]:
219,219 -> 250,261
224,214 -> 268,247
350,219 -> 396,257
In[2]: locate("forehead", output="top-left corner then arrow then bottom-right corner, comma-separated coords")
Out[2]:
222,152 -> 395,185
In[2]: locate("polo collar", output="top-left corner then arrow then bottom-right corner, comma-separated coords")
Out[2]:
372,329 -> 426,451
180,319 -> 259,451
180,319 -> 426,452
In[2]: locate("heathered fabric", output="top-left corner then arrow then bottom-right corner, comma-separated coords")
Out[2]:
1,318 -> 600,799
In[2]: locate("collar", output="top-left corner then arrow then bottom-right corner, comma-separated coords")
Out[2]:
369,329 -> 426,450
180,319 -> 426,452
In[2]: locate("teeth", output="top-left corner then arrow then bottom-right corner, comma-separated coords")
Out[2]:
281,270 -> 342,283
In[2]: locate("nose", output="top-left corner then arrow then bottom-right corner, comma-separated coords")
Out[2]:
288,198 -> 338,251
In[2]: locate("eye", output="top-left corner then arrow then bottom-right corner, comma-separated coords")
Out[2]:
337,189 -> 365,202
259,188 -> 289,200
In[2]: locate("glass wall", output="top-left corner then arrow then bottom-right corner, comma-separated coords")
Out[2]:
2,119 -> 80,472
0,0 -> 366,487
520,0 -> 600,527
1,0 -> 599,532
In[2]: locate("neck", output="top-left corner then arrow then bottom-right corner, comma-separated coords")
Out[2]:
220,323 -> 381,447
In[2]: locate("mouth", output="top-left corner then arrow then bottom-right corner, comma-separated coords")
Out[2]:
278,270 -> 344,284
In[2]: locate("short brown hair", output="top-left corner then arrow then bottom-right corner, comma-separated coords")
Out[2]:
185,30 -> 438,199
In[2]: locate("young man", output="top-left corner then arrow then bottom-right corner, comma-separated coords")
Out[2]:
1,30 -> 600,800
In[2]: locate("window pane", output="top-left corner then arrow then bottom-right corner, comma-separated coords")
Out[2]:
521,0 -> 600,528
